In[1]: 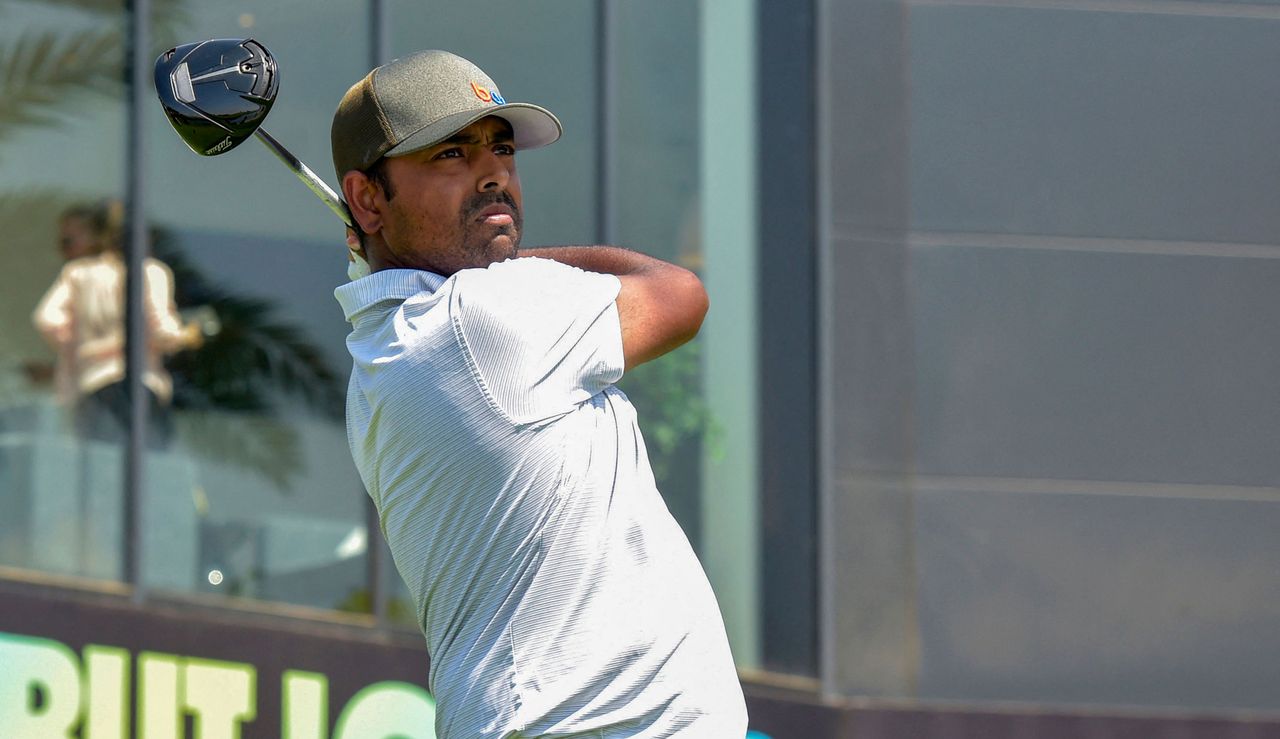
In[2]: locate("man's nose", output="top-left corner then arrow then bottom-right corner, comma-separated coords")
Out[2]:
476,151 -> 510,192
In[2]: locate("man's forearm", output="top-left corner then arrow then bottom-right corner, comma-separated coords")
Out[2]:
524,245 -> 707,370
521,245 -> 672,278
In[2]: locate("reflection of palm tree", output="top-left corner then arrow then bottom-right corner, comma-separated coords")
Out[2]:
0,30 -> 120,142
155,233 -> 345,421
155,231 -> 346,491
1,3 -> 346,491
0,0 -> 188,146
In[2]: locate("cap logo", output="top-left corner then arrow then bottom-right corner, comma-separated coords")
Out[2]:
470,81 -> 506,105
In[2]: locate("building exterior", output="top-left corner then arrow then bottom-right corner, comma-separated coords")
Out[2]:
2,0 -> 1280,737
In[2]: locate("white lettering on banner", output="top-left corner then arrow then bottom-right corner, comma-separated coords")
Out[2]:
85,645 -> 130,739
0,634 -> 80,739
139,652 -> 181,739
333,681 -> 435,739
183,658 -> 256,739
0,631 -> 437,738
283,671 -> 328,739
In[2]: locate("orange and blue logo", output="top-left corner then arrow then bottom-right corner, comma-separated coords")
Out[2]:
471,81 -> 506,105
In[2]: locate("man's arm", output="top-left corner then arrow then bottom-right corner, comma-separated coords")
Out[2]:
523,246 -> 708,370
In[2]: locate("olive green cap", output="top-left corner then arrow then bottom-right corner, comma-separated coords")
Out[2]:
330,49 -> 561,180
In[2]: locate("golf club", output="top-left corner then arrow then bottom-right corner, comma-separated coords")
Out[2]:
154,38 -> 353,228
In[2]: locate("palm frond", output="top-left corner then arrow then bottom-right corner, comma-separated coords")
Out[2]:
7,0 -> 190,35
0,29 -> 123,141
14,0 -> 137,14
167,293 -> 345,421
154,234 -> 346,422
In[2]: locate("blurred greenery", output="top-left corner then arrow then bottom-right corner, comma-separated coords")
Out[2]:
153,230 -> 345,492
154,231 -> 346,423
0,0 -> 190,145
617,339 -> 718,486
336,587 -> 415,623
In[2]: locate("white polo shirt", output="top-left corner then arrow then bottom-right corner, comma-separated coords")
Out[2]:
335,257 -> 747,738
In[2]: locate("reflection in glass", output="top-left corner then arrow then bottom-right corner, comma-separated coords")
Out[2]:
138,226 -> 359,607
26,202 -> 201,582
137,1 -> 374,612
0,1 -> 133,583
34,202 -> 203,450
611,0 -> 706,550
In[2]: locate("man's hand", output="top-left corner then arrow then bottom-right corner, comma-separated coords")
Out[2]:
346,229 -> 361,262
523,246 -> 708,370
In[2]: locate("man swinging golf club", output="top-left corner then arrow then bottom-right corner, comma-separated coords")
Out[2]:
331,50 -> 748,737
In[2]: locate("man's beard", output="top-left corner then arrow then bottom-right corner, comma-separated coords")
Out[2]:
459,191 -> 522,261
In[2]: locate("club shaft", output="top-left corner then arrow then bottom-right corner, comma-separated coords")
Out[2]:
254,127 -> 354,228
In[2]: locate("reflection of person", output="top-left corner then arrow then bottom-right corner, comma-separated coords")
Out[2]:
331,51 -> 747,737
32,201 -> 202,445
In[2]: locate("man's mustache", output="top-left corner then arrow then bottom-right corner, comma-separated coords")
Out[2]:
464,191 -> 520,221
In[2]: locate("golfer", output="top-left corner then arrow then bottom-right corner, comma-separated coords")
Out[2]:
331,50 -> 748,737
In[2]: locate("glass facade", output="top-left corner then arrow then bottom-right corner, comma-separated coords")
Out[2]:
138,3 -> 371,608
0,1 -> 129,582
0,0 -> 792,678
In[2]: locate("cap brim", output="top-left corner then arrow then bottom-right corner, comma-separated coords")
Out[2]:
385,102 -> 562,160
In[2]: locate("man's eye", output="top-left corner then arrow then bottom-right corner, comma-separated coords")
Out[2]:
495,144 -> 515,155
435,148 -> 463,159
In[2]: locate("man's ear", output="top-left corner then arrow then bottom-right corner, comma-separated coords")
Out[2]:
342,170 -> 383,237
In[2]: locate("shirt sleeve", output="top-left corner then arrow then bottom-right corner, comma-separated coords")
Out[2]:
143,260 -> 188,353
32,266 -> 73,349
451,256 -> 624,424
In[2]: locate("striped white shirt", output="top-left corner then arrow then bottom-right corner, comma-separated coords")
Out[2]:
335,257 -> 747,738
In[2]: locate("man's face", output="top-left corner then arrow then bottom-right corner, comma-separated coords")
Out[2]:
376,116 -> 523,275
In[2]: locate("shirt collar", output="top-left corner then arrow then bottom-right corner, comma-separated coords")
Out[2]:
334,268 -> 448,323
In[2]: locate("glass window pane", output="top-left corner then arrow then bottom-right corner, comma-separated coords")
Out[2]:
611,0 -> 764,666
0,2 -> 128,582
612,0 -> 705,544
142,5 -> 372,611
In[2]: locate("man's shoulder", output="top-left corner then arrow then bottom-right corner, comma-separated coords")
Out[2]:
454,256 -> 619,302
454,256 -> 576,287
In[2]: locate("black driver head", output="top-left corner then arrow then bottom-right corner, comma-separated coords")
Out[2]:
155,38 -> 279,157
